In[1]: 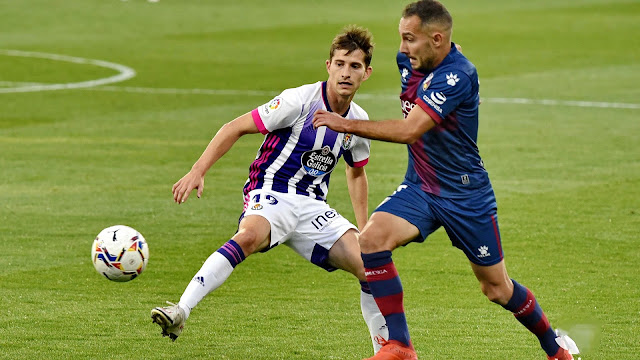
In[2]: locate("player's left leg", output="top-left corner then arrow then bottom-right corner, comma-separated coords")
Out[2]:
471,261 -> 575,360
151,215 -> 271,341
287,198 -> 388,355
435,188 -> 577,359
326,229 -> 388,353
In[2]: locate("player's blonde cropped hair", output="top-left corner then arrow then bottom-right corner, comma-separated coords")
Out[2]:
403,0 -> 453,32
329,25 -> 374,67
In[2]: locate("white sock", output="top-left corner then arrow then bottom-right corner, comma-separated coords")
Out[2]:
178,251 -> 235,320
361,290 -> 388,353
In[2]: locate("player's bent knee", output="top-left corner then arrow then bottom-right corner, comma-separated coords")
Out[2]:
232,229 -> 269,256
358,230 -> 394,253
357,231 -> 377,253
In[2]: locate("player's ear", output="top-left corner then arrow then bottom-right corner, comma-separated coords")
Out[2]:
433,31 -> 446,48
326,59 -> 331,73
362,66 -> 373,81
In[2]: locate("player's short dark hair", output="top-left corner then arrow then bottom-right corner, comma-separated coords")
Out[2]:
403,0 -> 453,31
330,25 -> 374,67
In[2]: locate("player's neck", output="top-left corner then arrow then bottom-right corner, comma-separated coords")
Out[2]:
325,87 -> 353,115
433,43 -> 452,68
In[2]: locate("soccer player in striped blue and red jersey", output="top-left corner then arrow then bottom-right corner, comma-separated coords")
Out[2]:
313,1 -> 577,360
151,26 -> 390,354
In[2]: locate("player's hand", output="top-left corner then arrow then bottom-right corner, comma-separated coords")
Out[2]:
312,109 -> 348,132
172,171 -> 204,204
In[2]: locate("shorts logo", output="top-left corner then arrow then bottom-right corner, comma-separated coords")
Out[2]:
251,204 -> 263,210
311,209 -> 337,231
478,245 -> 491,258
301,145 -> 337,176
342,133 -> 354,150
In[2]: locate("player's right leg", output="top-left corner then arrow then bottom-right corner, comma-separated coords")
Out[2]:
151,215 -> 271,341
358,212 -> 421,360
325,229 -> 388,353
358,183 -> 439,360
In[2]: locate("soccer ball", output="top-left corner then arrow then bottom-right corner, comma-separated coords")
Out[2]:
91,225 -> 149,282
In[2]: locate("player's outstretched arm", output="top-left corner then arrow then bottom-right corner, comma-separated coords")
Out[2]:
345,164 -> 368,230
172,112 -> 260,204
312,107 -> 436,144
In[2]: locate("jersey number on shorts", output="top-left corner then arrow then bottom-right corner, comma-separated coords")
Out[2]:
378,184 -> 408,207
252,193 -> 279,205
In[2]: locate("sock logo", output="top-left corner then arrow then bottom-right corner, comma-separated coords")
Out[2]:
514,299 -> 533,316
194,276 -> 205,287
365,269 -> 388,276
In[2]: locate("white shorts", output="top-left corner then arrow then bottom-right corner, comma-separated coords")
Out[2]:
242,189 -> 357,271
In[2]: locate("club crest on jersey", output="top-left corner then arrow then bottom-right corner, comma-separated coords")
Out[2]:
422,72 -> 434,91
342,133 -> 354,150
301,145 -> 337,176
263,97 -> 282,114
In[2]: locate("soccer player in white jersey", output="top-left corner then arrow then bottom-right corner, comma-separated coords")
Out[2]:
151,25 -> 388,354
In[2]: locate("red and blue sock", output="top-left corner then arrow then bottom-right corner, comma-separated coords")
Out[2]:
362,251 -> 411,347
503,279 -> 559,356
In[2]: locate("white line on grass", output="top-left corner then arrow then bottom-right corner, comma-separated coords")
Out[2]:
88,85 -> 640,110
0,49 -> 136,93
484,97 -> 640,110
90,85 -> 281,97
2,81 -> 639,110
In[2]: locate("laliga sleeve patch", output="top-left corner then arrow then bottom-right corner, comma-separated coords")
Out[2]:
422,72 -> 434,91
262,96 -> 283,115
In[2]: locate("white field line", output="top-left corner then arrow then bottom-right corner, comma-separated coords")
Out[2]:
85,85 -> 640,110
2,49 -> 638,110
0,49 -> 136,93
484,97 -> 640,110
1,82 -> 639,110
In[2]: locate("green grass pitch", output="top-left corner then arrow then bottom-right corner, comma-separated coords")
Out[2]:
1,0 -> 639,359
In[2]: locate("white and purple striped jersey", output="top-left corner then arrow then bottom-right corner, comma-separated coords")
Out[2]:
244,81 -> 370,202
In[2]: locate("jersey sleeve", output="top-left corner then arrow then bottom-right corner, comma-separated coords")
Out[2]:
415,70 -> 472,124
251,88 -> 302,134
343,135 -> 371,168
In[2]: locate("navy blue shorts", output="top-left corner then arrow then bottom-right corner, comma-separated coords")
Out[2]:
375,182 -> 504,266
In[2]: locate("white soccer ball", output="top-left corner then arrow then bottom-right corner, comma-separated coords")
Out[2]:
91,225 -> 149,282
